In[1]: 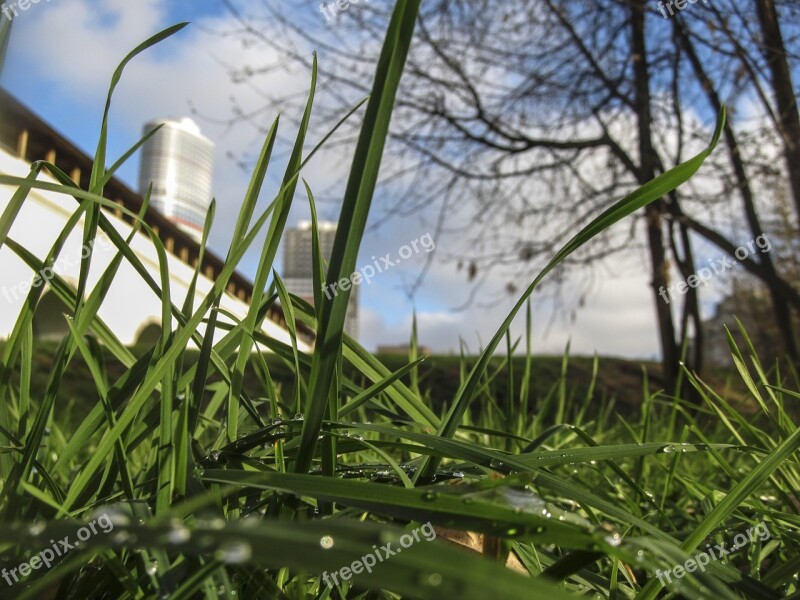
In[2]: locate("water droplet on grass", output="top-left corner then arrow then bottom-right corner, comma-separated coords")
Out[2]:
422,573 -> 443,587
167,526 -> 191,544
216,541 -> 252,564
320,535 -> 334,549
113,531 -> 132,544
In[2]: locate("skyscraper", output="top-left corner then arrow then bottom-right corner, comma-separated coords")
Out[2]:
283,220 -> 359,340
138,118 -> 214,240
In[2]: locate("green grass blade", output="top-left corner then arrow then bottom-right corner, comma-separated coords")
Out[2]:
296,0 -> 423,474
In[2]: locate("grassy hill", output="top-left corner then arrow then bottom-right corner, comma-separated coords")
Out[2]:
13,341 -> 755,432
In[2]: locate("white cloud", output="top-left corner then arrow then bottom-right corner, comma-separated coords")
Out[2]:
11,0 -> 165,91
355,217 -> 659,357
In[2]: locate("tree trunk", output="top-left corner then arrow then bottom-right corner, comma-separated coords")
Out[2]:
756,0 -> 800,226
630,0 -> 679,393
674,16 -> 800,364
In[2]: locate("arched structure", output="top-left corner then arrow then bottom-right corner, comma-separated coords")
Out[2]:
32,290 -> 70,342
134,321 -> 163,347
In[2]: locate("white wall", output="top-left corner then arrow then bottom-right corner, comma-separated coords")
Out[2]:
0,148 -> 310,353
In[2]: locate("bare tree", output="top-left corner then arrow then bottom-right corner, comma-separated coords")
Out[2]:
219,0 -> 800,385
756,0 -> 800,222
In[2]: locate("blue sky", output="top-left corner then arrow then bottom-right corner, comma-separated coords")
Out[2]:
0,0 -> 724,358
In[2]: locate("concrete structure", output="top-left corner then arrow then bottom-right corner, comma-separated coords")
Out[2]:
138,117 -> 214,240
283,220 -> 359,339
0,88 -> 313,351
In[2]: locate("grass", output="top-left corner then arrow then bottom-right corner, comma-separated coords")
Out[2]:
0,2 -> 797,599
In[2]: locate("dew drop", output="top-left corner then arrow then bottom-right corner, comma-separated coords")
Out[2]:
215,541 -> 252,564
113,531 -> 132,544
202,517 -> 225,530
168,526 -> 191,544
424,573 -> 443,587
28,522 -> 45,536
102,508 -> 132,527
320,535 -> 334,550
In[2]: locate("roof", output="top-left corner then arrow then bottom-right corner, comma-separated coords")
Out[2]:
0,87 -> 315,345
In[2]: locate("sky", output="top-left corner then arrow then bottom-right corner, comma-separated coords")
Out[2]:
0,0 -> 739,358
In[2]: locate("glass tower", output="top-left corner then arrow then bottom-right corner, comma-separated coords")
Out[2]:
283,221 -> 359,340
138,118 -> 214,239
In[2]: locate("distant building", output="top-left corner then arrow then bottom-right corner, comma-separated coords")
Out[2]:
283,220 -> 359,339
138,118 -> 214,240
701,280 -> 797,367
0,88 -> 312,350
702,294 -> 745,367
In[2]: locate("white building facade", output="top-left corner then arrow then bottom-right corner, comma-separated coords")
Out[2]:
0,89 -> 312,352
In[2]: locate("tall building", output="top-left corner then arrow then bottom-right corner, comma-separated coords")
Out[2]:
0,88 -> 312,350
138,118 -> 214,240
283,221 -> 359,340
